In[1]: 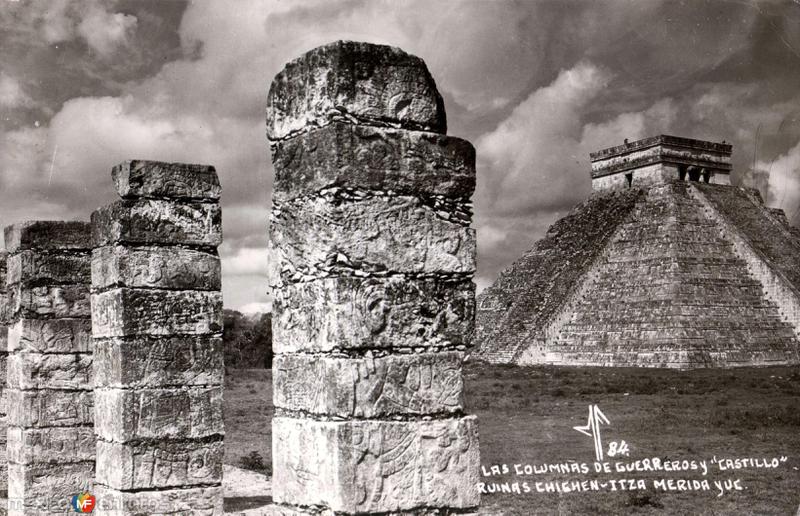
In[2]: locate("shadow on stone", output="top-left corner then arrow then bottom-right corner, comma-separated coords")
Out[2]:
224,495 -> 273,512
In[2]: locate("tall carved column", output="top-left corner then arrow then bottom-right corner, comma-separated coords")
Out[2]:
0,251 -> 8,496
91,161 -> 224,515
4,221 -> 94,514
268,41 -> 480,514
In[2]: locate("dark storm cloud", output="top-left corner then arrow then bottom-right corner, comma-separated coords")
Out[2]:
2,0 -> 799,308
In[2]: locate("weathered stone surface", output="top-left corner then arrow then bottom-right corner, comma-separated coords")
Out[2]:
92,245 -> 220,291
8,318 -> 93,353
0,249 -> 7,280
0,444 -> 6,491
7,352 -> 92,390
7,426 -> 95,464
96,438 -> 223,490
94,387 -> 223,442
94,336 -> 223,388
93,484 -> 223,515
0,291 -> 8,320
272,194 -> 475,277
7,284 -> 90,319
274,352 -> 463,417
0,353 -> 7,385
272,416 -> 480,513
271,123 -> 474,201
92,199 -> 222,248
274,276 -> 474,352
112,160 -> 221,201
4,221 -> 92,253
8,462 -> 93,514
6,250 -> 90,287
267,41 -> 446,140
92,288 -> 222,338
6,389 -> 93,428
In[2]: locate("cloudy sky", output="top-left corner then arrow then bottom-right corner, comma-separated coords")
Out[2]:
2,0 -> 799,312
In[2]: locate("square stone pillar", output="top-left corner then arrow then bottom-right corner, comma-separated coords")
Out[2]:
4,221 -> 94,515
267,41 -> 480,514
90,161 -> 224,515
0,251 -> 8,496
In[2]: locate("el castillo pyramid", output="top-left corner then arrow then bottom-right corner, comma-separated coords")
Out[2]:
475,135 -> 800,368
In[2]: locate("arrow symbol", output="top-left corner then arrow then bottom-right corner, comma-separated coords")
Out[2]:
574,404 -> 610,461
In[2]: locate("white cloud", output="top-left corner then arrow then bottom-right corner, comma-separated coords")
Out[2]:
221,247 -> 269,277
477,61 -> 612,216
14,0 -> 137,57
759,140 -> 800,222
78,5 -> 138,57
239,301 -> 272,315
580,99 -> 678,153
0,72 -> 33,108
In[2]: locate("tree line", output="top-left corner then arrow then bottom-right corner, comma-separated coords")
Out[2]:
223,309 -> 272,368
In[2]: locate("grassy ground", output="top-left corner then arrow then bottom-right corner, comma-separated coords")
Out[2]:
224,364 -> 800,515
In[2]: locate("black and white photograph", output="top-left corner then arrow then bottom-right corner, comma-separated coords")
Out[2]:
0,1 -> 799,514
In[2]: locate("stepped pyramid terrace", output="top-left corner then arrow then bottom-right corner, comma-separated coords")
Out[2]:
475,135 -> 800,368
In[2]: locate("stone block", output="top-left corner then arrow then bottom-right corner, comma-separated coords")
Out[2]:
92,199 -> 222,248
7,461 -> 93,514
94,387 -> 223,442
8,318 -> 93,353
7,284 -> 91,319
7,426 -> 95,464
7,352 -> 92,390
272,416 -> 480,513
0,249 -> 7,280
93,484 -> 223,516
274,276 -> 474,352
273,352 -> 463,417
0,445 -> 6,490
6,389 -> 93,428
271,123 -> 474,201
0,292 -> 8,324
267,41 -> 445,140
91,288 -> 222,338
6,250 -> 90,287
272,195 -> 475,277
94,336 -> 223,388
92,245 -> 220,291
4,221 -> 92,253
96,438 -> 223,490
112,160 -> 221,201
260,505 -> 335,516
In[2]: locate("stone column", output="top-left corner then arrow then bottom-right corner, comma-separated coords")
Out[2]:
0,251 -> 8,496
4,221 -> 94,515
267,41 -> 480,514
90,161 -> 224,515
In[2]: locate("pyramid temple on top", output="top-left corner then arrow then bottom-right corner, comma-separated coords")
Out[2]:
475,135 -> 800,368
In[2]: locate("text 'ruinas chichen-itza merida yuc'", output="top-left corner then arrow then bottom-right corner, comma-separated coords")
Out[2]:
0,37 -> 799,515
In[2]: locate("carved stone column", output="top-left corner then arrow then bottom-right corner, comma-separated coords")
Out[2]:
268,41 -> 480,514
0,250 -> 7,496
4,221 -> 94,514
91,161 -> 224,515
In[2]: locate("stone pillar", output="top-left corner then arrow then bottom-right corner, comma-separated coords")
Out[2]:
0,251 -> 8,496
90,161 -> 224,515
4,221 -> 94,515
267,41 -> 480,514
